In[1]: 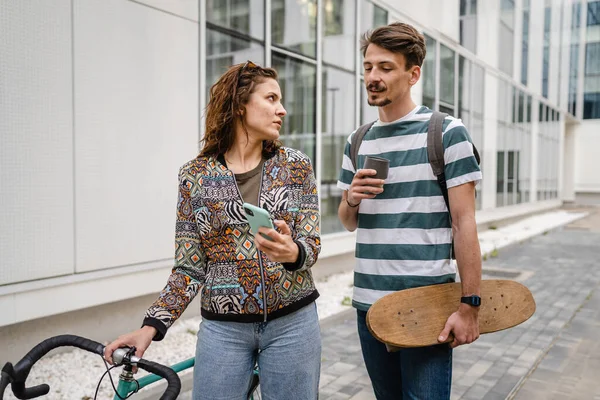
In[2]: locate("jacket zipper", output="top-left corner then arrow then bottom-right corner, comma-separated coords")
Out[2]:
206,270 -> 216,310
256,168 -> 268,322
228,160 -> 269,323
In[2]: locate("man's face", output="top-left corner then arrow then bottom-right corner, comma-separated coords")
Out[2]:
363,44 -> 419,107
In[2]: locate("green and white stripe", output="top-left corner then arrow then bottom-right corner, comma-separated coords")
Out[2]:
337,105 -> 482,311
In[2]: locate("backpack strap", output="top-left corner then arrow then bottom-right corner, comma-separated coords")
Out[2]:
350,121 -> 376,171
427,110 -> 447,178
427,110 -> 450,209
427,111 -> 454,259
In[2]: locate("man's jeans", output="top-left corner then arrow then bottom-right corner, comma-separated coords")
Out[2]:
357,309 -> 452,400
192,303 -> 321,400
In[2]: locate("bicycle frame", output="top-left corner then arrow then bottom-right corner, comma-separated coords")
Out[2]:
113,357 -> 260,400
114,357 -> 195,399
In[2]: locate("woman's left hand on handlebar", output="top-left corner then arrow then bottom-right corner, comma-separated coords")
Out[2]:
255,220 -> 299,263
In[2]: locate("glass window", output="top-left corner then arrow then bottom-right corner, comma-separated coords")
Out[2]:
496,80 -> 526,207
272,0 -> 317,58
569,43 -> 580,116
358,1 -> 388,74
537,105 -> 552,200
440,45 -> 455,109
584,93 -> 600,118
521,0 -> 530,85
569,2 -> 581,117
470,63 -> 484,150
519,92 -> 531,203
585,0 -> 600,121
507,150 -> 517,205
459,56 -> 484,209
471,63 -> 485,116
518,91 -> 525,123
373,4 -> 388,28
321,67 -> 355,234
359,1 -> 388,37
496,151 -> 506,206
584,41 -> 600,118
422,35 -> 436,109
206,29 -> 265,98
271,53 -> 317,161
500,0 -> 515,28
588,1 -> 600,26
458,56 -> 470,121
585,42 -> 600,75
496,80 -> 507,207
542,6 -> 551,98
323,0 -> 356,70
499,0 -> 515,76
207,0 -> 265,40
459,0 -> 477,53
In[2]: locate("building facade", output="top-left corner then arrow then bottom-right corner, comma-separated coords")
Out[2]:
1,0 -> 599,347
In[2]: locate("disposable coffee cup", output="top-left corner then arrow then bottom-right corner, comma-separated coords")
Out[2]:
363,155 -> 389,181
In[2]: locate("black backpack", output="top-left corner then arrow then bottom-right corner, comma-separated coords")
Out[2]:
349,110 -> 481,259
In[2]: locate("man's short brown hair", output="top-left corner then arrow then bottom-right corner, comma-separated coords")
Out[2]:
360,22 -> 427,69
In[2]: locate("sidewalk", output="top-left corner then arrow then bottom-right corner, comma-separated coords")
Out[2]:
318,206 -> 600,400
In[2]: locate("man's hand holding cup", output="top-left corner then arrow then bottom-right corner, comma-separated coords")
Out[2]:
346,156 -> 389,207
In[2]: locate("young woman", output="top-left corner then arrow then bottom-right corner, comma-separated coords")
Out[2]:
104,61 -> 322,400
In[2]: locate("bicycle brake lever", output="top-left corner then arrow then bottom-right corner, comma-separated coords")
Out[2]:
111,346 -> 137,365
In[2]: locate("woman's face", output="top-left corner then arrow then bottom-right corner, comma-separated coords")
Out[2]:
240,78 -> 287,142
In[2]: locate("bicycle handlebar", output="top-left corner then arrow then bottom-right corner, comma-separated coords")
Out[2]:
136,359 -> 181,400
2,335 -> 103,399
0,335 -> 181,400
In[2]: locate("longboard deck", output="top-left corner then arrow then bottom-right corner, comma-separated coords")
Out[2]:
366,280 -> 536,350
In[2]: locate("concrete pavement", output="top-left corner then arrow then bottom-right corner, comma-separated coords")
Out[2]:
318,207 -> 600,399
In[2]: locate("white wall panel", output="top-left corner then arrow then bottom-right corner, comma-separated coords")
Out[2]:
0,0 -> 75,285
380,0 -> 459,42
132,0 -> 198,21
574,120 -> 600,193
547,0 -> 562,105
527,0 -> 545,96
73,0 -> 199,272
481,71 -> 499,210
477,0 -> 501,68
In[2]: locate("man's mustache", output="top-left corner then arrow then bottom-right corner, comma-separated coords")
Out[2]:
367,82 -> 386,92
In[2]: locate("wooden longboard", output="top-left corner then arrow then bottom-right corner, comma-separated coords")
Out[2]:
366,280 -> 536,350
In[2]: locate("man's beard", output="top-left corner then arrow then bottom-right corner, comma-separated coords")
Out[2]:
368,96 -> 392,107
367,82 -> 391,107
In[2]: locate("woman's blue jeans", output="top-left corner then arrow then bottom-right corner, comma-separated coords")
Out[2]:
192,303 -> 321,400
357,309 -> 453,400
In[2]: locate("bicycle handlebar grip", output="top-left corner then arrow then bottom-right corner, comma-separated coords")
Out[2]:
9,335 -> 104,399
0,371 -> 11,399
10,382 -> 50,400
136,359 -> 181,400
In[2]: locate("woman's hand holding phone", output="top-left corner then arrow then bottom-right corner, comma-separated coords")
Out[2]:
255,220 -> 299,263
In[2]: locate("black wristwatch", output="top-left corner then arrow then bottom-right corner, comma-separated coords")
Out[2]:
460,295 -> 481,307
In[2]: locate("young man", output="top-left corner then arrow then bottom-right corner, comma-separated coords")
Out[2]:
337,22 -> 482,399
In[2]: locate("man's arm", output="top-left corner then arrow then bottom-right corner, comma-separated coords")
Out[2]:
338,189 -> 359,232
450,181 -> 481,299
438,181 -> 482,348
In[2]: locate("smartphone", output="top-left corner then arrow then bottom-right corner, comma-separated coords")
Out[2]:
242,203 -> 275,241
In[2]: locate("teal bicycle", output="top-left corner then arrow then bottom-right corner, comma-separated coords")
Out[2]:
0,335 -> 261,400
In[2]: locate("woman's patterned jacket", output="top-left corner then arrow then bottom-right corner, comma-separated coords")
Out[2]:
143,147 -> 321,340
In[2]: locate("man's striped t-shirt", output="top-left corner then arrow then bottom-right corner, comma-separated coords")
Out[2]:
337,105 -> 482,311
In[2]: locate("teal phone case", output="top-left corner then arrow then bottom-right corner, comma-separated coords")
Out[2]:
242,203 -> 274,241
